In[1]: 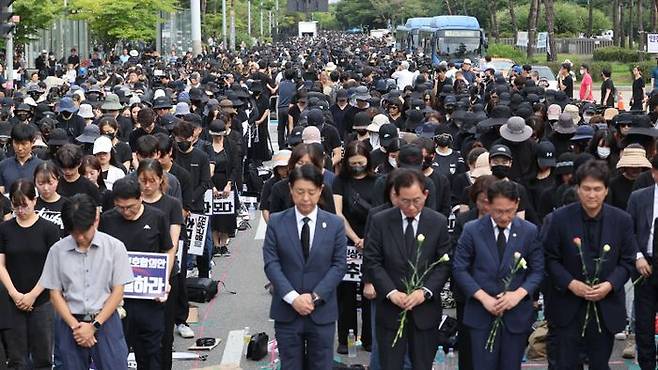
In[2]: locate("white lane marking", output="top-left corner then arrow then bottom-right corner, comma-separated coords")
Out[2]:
219,329 -> 246,366
255,214 -> 267,240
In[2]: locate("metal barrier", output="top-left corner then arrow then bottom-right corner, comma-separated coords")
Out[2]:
496,37 -> 614,55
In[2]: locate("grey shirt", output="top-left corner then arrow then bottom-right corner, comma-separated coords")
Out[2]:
39,230 -> 134,315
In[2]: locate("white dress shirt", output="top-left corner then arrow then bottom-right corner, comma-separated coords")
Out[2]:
401,210 -> 420,235
283,206 -> 319,305
644,185 -> 658,258
492,218 -> 511,243
387,211 -> 432,299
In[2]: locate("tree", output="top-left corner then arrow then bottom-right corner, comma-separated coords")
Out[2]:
507,0 -> 518,43
527,0 -> 539,58
587,0 -> 593,36
68,0 -> 176,48
12,0 -> 64,45
639,0 -> 644,50
544,0 -> 557,61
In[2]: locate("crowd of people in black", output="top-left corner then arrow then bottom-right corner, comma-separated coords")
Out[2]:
0,29 -> 654,370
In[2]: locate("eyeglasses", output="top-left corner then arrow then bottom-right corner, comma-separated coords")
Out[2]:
398,197 -> 424,208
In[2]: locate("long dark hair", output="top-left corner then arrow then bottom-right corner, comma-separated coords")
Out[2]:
339,140 -> 374,179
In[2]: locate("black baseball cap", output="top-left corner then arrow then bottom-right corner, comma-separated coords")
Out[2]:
379,123 -> 398,148
536,141 -> 556,168
489,144 -> 513,160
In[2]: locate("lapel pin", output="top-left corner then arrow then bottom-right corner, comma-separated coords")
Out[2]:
322,222 -> 327,229
512,233 -> 517,238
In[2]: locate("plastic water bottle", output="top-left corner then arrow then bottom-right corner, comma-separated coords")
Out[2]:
243,326 -> 251,344
446,348 -> 456,369
347,329 -> 357,358
433,345 -> 445,370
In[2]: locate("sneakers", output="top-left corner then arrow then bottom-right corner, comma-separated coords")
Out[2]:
176,324 -> 195,338
213,245 -> 231,257
622,335 -> 635,359
219,245 -> 230,257
615,331 -> 627,340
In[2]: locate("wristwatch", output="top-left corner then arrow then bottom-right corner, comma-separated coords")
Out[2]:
92,320 -> 102,331
312,292 -> 323,307
423,289 -> 432,301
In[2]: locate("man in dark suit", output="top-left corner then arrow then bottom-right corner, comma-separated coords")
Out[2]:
626,156 -> 658,370
262,164 -> 347,369
544,160 -> 637,370
364,168 -> 451,370
453,180 -> 544,370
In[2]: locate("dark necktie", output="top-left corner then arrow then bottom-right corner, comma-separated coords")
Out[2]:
651,217 -> 658,262
496,226 -> 506,262
301,217 -> 310,261
405,217 -> 416,255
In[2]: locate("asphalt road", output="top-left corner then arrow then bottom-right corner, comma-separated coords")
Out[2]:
168,121 -> 643,370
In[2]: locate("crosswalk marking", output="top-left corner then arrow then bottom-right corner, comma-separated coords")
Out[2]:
219,329 -> 246,366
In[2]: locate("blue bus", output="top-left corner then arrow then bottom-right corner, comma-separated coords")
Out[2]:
423,16 -> 487,66
395,17 -> 434,52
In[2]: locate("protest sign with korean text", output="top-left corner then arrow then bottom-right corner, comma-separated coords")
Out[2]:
124,252 -> 170,300
186,213 -> 209,256
204,189 -> 236,215
343,245 -> 363,282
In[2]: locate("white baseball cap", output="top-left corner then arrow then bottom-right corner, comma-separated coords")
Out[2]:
93,136 -> 113,155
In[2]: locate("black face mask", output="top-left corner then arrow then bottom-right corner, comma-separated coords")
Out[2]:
435,136 -> 452,148
60,112 -> 73,120
491,164 -> 511,179
356,129 -> 367,136
104,132 -> 116,140
422,157 -> 433,170
350,165 -> 367,175
445,106 -> 455,114
177,140 -> 192,152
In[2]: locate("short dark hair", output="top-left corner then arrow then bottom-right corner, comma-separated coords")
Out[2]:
393,168 -> 426,195
153,132 -> 174,156
61,194 -> 97,233
469,175 -> 497,204
112,177 -> 142,200
580,64 -> 589,72
601,68 -> 611,78
11,123 -> 36,142
560,63 -> 571,72
575,159 -> 610,187
9,179 -> 36,207
288,164 -> 324,188
172,120 -> 194,139
34,160 -> 61,182
487,180 -> 520,203
55,143 -> 83,169
136,107 -> 157,127
136,135 -> 160,158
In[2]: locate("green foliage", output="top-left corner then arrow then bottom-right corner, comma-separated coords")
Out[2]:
633,61 -> 657,77
589,62 -> 612,82
486,43 -> 528,63
335,0 -> 441,29
495,1 -> 611,37
593,47 -> 649,63
68,0 -> 177,46
13,0 -> 64,45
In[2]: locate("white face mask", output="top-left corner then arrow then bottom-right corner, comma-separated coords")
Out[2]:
597,146 -> 611,159
388,156 -> 398,168
370,133 -> 380,149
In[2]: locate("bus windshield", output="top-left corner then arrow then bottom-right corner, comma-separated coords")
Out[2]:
435,30 -> 481,57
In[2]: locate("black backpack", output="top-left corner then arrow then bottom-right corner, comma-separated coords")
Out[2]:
185,277 -> 218,303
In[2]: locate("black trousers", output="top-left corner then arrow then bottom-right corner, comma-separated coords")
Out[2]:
552,305 -> 613,370
376,314 -> 438,370
635,276 -> 658,370
277,108 -> 289,148
337,281 -> 371,346
456,301 -> 473,370
175,247 -> 190,326
124,299 -> 165,370
161,273 -> 180,370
